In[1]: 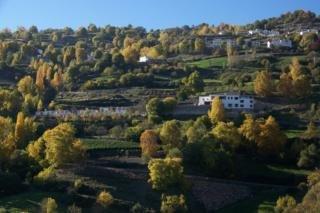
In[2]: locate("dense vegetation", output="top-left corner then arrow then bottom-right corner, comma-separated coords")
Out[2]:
0,9 -> 319,212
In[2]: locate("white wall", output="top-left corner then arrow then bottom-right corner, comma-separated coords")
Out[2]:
198,94 -> 254,109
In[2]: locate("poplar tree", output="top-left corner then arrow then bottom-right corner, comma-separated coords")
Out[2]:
208,96 -> 225,124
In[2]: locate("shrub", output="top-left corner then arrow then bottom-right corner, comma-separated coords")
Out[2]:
130,202 -> 144,213
297,143 -> 320,169
160,194 -> 187,213
166,148 -> 183,159
96,190 -> 114,208
67,204 -> 82,213
307,170 -> 320,187
34,167 -> 56,184
275,195 -> 296,213
41,197 -> 58,213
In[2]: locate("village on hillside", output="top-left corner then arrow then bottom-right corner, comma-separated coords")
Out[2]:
0,8 -> 320,213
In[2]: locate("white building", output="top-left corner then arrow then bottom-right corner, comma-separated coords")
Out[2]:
138,56 -> 149,63
203,36 -> 236,48
267,39 -> 292,48
300,29 -> 319,36
249,29 -> 280,37
198,92 -> 254,110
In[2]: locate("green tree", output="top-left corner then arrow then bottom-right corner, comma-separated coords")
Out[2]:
194,38 -> 205,54
160,120 -> 182,150
146,98 -> 163,123
212,122 -> 241,150
181,71 -> 204,94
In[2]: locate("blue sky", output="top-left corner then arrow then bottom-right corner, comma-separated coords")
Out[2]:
0,0 -> 319,30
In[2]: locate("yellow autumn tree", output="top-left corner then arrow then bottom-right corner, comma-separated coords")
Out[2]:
41,197 -> 58,213
121,44 -> 139,63
0,116 -> 15,163
140,130 -> 159,158
256,116 -> 286,156
96,191 -> 114,208
239,114 -> 261,142
254,70 -> 273,97
28,123 -> 86,168
51,70 -> 63,90
14,112 -> 38,149
17,76 -> 36,97
14,112 -> 25,147
148,157 -> 184,190
290,57 -> 302,81
208,96 -> 225,124
75,48 -> 86,64
277,72 -> 293,97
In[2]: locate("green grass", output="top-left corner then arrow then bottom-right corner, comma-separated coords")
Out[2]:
275,55 -> 306,69
235,156 -> 310,185
0,190 -> 67,213
81,138 -> 140,150
217,189 -> 285,213
284,130 -> 304,139
188,57 -> 227,69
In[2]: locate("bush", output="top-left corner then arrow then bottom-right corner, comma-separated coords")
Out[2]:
275,195 -> 296,213
41,197 -> 58,213
67,204 -> 82,213
160,194 -> 187,213
34,167 -> 56,184
96,190 -> 114,208
125,126 -> 144,142
130,202 -> 144,213
166,148 -> 183,159
297,143 -> 320,169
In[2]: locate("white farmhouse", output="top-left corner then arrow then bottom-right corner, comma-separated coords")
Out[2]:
267,39 -> 292,48
198,92 -> 254,110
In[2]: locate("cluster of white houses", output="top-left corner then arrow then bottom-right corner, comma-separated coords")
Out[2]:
201,34 -> 293,49
198,92 -> 254,110
35,107 -> 131,118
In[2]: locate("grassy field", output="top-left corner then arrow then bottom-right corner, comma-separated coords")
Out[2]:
235,156 -> 310,185
275,55 -> 306,69
188,57 -> 227,69
81,138 -> 140,150
284,130 -> 304,139
0,190 -> 68,212
217,189 -> 287,213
